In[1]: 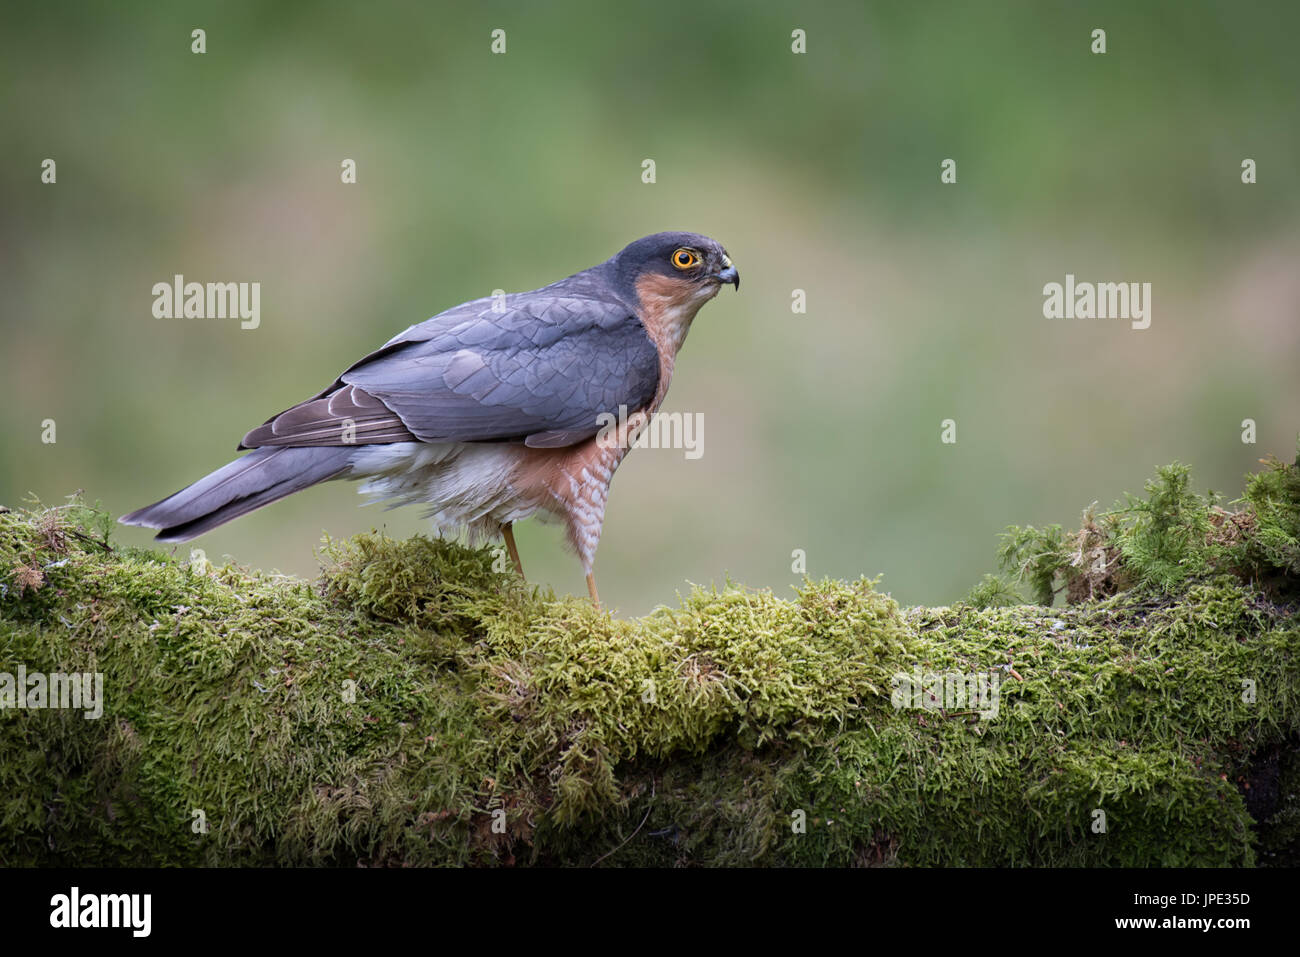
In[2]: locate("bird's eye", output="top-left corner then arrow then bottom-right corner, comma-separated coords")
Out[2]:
672,248 -> 699,270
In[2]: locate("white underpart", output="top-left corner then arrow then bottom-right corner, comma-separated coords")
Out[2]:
566,463 -> 611,571
348,442 -> 546,542
660,283 -> 720,354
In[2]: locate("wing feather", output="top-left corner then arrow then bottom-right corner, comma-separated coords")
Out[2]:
240,279 -> 660,451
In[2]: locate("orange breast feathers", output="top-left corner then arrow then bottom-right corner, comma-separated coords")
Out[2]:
633,271 -> 724,409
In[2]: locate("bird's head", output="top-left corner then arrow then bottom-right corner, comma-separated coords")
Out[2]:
610,231 -> 740,312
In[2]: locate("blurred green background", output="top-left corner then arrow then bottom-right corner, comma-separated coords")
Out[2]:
2,1 -> 1298,615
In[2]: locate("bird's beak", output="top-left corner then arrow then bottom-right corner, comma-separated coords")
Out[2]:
715,265 -> 740,290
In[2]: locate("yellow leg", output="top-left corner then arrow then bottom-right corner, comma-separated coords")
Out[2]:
586,572 -> 601,609
502,524 -> 524,578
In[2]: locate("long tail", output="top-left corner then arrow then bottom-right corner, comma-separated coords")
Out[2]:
119,447 -> 355,542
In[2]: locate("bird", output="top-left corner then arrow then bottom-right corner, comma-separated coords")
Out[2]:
120,231 -> 739,607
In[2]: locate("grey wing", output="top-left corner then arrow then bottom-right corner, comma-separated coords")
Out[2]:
240,293 -> 660,449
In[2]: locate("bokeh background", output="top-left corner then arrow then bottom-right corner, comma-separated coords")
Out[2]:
3,1 -> 1298,615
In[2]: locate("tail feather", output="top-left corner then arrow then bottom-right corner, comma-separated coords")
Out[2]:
119,447 -> 354,542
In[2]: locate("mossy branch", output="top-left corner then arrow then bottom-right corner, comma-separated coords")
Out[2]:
2,447 -> 1298,866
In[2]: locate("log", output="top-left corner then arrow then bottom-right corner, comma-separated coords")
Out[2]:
1,450 -> 1297,866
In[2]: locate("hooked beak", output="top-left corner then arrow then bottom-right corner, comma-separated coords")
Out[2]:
715,264 -> 740,290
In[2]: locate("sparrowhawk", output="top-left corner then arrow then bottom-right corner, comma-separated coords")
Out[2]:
121,231 -> 739,605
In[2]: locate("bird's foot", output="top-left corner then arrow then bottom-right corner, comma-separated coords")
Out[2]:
502,523 -> 525,579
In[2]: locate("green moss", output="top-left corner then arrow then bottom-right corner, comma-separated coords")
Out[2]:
2,451 -> 1298,866
996,440 -> 1300,606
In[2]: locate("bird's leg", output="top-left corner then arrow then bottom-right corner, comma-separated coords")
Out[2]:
502,523 -> 524,578
586,571 -> 601,609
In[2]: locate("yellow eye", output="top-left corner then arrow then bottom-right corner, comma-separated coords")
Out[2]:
672,248 -> 699,270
